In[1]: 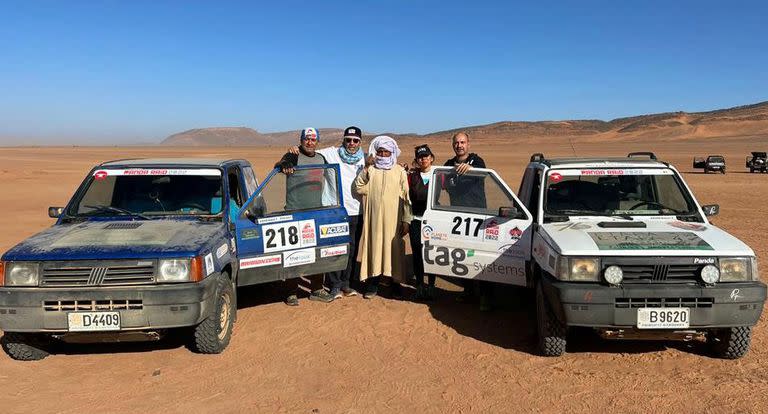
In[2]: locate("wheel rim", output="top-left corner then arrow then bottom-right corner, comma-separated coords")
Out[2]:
218,291 -> 232,341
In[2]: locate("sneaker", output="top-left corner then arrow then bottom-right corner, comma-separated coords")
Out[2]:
341,287 -> 358,297
309,289 -> 335,303
330,289 -> 343,300
284,295 -> 299,306
363,287 -> 378,299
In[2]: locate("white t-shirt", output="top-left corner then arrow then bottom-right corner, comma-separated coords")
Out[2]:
317,146 -> 365,216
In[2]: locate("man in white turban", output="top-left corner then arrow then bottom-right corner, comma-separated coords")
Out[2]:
353,135 -> 412,299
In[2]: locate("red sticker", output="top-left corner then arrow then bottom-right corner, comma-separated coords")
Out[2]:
549,173 -> 562,183
94,170 -> 108,180
509,227 -> 523,238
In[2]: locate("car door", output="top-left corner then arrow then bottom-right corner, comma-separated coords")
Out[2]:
421,167 -> 533,285
234,164 -> 351,287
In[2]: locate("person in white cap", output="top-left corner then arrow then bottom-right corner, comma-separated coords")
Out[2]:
353,135 -> 412,299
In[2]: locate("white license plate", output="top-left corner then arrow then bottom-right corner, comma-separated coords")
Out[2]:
637,308 -> 690,329
67,312 -> 121,332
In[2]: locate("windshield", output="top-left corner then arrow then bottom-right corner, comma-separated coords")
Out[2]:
68,168 -> 224,218
708,157 -> 724,163
544,168 -> 697,217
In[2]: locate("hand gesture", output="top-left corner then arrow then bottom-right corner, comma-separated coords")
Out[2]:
287,146 -> 300,155
365,155 -> 375,167
455,163 -> 472,175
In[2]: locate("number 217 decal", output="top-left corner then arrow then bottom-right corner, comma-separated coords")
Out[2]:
452,216 -> 484,237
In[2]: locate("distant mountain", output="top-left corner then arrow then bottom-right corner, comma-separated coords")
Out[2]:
160,101 -> 768,146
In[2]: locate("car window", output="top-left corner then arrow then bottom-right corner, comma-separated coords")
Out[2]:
432,169 -> 522,216
242,166 -> 258,196
249,166 -> 339,217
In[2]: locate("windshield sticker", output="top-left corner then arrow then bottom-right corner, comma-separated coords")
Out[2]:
204,253 -> 214,275
552,168 -> 674,176
320,245 -> 347,258
283,248 -> 316,267
549,172 -> 563,183
668,221 -> 707,232
319,223 -> 349,238
93,169 -> 221,177
589,232 -> 713,250
258,215 -> 293,224
240,254 -> 281,269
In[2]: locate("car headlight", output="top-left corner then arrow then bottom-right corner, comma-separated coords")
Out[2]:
158,259 -> 192,283
5,262 -> 40,286
557,257 -> 600,282
719,257 -> 752,282
700,264 -> 720,284
603,265 -> 623,285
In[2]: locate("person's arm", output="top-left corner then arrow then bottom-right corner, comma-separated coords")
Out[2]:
399,169 -> 413,236
275,153 -> 298,171
353,166 -> 371,196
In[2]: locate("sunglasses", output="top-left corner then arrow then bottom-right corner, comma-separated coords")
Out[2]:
344,137 -> 360,144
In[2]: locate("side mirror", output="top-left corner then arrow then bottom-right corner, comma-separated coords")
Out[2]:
48,206 -> 64,218
701,204 -> 719,217
499,206 -> 526,219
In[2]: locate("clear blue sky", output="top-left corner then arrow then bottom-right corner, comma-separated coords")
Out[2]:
1,0 -> 766,144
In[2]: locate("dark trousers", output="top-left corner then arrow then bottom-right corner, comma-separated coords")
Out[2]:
328,215 -> 363,291
284,274 -> 324,296
408,219 -> 435,287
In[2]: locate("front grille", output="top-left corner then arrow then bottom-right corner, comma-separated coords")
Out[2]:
615,297 -> 714,308
41,261 -> 155,287
619,264 -> 701,283
43,299 -> 143,312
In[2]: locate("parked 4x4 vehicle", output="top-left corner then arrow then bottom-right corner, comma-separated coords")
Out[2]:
0,158 -> 351,360
693,155 -> 726,174
418,152 -> 765,359
746,152 -> 767,173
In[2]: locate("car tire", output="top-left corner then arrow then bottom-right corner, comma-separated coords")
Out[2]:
708,326 -> 751,359
191,274 -> 236,354
1,332 -> 51,361
536,282 -> 566,357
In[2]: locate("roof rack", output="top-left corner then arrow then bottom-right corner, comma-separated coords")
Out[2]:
530,153 -> 545,162
627,152 -> 657,160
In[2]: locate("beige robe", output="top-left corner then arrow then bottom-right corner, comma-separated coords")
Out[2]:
354,166 -> 413,282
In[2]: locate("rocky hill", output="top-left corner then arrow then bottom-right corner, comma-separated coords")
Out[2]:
160,101 -> 768,146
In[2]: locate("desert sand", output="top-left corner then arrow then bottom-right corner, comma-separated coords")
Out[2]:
1,134 -> 768,413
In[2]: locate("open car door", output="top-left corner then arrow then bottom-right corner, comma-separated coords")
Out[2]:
421,167 -> 533,285
234,164 -> 351,287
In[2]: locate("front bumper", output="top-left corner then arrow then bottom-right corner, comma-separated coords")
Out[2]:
541,277 -> 767,329
0,275 -> 219,332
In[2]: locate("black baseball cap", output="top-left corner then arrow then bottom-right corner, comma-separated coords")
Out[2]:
343,126 -> 362,139
415,144 -> 433,158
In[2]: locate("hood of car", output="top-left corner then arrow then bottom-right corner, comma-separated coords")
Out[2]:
540,218 -> 754,257
2,220 -> 225,261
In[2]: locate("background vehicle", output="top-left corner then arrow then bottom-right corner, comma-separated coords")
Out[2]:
0,159 -> 350,360
746,152 -> 767,173
420,152 -> 766,359
693,155 -> 726,174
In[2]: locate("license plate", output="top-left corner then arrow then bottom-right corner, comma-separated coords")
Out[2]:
637,308 -> 690,329
67,312 -> 121,332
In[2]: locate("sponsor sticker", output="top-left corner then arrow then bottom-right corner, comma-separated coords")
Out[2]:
549,172 -> 562,183
319,223 -> 349,238
284,248 -> 316,267
589,232 -> 714,250
258,215 -> 293,224
216,243 -> 228,259
93,169 -> 221,177
484,220 -> 500,241
320,245 -> 348,258
300,220 -> 317,246
668,221 -> 707,232
552,168 -> 674,177
509,227 -> 523,244
421,224 -> 434,241
241,229 -> 259,240
240,254 -> 282,269
204,253 -> 214,275
499,244 -> 526,258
